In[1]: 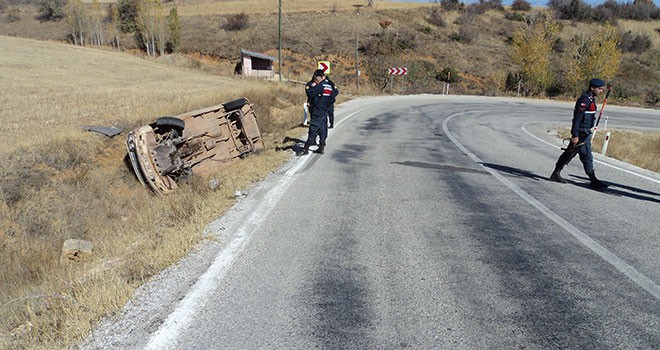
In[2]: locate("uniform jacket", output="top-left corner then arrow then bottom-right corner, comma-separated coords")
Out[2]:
572,90 -> 598,138
307,80 -> 334,117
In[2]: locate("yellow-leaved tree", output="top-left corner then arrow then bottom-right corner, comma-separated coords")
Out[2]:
510,11 -> 559,95
563,24 -> 621,94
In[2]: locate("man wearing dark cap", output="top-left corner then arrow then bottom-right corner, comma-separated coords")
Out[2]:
299,69 -> 334,155
549,78 -> 608,190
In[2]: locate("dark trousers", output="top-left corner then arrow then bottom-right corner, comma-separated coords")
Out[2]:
328,104 -> 334,126
304,115 -> 328,149
556,134 -> 594,174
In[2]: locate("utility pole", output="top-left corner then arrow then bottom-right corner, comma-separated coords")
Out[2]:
355,34 -> 359,94
278,0 -> 282,81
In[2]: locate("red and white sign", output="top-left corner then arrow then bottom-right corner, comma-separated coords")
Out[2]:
317,61 -> 331,74
388,67 -> 407,75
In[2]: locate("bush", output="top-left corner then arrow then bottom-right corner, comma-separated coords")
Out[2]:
511,0 -> 531,11
591,5 -> 617,24
552,38 -> 566,53
620,31 -> 652,53
37,0 -> 65,21
440,0 -> 464,12
427,7 -> 446,27
505,71 -> 521,91
505,11 -> 526,22
645,90 -> 659,107
548,0 -> 592,21
6,7 -> 21,22
618,2 -> 654,20
222,13 -> 249,31
436,67 -> 459,83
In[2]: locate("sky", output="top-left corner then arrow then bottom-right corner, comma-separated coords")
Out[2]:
389,0 -> 660,6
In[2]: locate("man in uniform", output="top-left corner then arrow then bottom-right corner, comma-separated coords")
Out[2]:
325,75 -> 339,128
298,69 -> 334,155
549,78 -> 609,190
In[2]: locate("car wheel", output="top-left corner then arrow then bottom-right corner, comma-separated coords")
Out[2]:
223,98 -> 248,112
156,116 -> 185,130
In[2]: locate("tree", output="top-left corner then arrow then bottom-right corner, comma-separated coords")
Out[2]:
510,11 -> 559,95
65,0 -> 85,45
166,4 -> 180,53
562,24 -> 621,93
89,0 -> 105,46
136,0 -> 166,57
109,3 -> 121,49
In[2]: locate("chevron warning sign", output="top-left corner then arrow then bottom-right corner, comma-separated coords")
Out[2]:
388,67 -> 408,75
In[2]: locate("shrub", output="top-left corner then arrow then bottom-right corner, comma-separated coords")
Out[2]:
505,11 -> 526,22
552,37 -> 566,53
6,7 -> 21,22
548,0 -> 592,21
440,0 -> 464,12
620,31 -> 652,53
591,5 -> 617,24
427,7 -> 446,27
505,71 -> 521,91
618,2 -> 654,20
436,67 -> 459,83
511,0 -> 531,12
645,90 -> 659,107
222,13 -> 249,31
37,0 -> 66,20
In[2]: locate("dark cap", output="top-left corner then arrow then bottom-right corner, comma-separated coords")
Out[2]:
589,78 -> 606,88
313,69 -> 325,77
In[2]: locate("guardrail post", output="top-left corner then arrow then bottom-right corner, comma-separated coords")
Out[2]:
601,131 -> 611,155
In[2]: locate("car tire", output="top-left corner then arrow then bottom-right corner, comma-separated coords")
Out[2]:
156,116 -> 185,130
223,98 -> 248,112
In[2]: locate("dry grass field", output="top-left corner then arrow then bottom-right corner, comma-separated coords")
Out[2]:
1,1 -> 659,349
0,35 -> 305,349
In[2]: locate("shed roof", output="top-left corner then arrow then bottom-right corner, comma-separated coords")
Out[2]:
240,49 -> 278,62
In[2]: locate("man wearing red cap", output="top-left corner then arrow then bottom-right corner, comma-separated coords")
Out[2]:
549,78 -> 609,190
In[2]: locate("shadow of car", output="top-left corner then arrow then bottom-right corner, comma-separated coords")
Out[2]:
126,97 -> 264,194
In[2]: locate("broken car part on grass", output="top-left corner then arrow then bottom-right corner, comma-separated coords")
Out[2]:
126,97 -> 264,194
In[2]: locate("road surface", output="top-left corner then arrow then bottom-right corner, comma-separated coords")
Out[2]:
83,95 -> 660,349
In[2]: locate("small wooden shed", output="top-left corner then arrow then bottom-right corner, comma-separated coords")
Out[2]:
238,49 -> 277,78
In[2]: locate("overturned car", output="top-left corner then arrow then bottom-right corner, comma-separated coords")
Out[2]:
126,97 -> 264,194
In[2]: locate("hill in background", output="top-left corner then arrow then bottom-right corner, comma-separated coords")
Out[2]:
1,0 -> 659,106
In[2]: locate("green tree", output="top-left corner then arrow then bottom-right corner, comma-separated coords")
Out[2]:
167,4 -> 180,53
510,11 -> 559,95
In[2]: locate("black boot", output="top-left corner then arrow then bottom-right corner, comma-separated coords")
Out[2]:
297,146 -> 309,156
314,144 -> 325,154
549,164 -> 567,183
587,171 -> 608,190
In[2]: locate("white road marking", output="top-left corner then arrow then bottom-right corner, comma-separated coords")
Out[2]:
145,105 -> 369,349
444,113 -> 660,301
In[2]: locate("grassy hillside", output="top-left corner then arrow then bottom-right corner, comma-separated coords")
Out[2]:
1,1 -> 659,105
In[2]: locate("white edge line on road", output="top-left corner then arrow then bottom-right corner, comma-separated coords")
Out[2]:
145,105 -> 369,350
521,122 -> 660,184
443,112 -> 660,301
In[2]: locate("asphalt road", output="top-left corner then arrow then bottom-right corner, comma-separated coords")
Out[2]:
83,95 -> 660,350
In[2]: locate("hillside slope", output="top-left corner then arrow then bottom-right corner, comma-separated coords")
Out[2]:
1,2 -> 658,106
